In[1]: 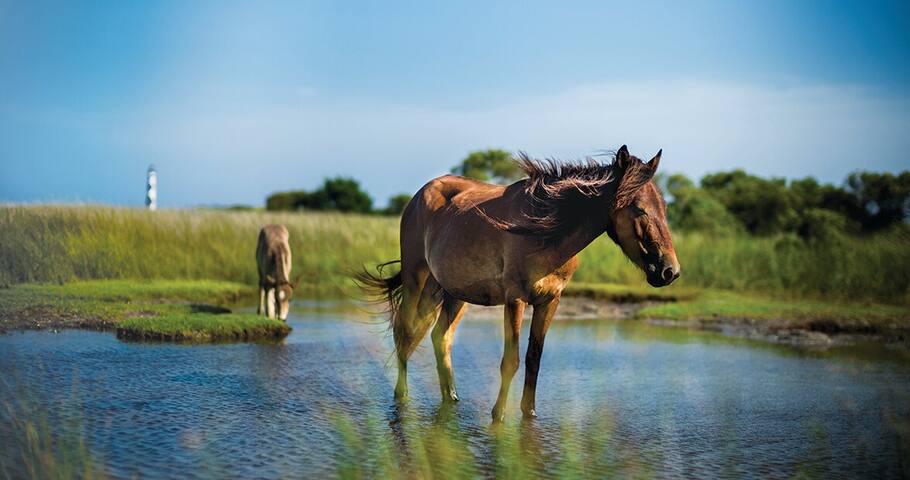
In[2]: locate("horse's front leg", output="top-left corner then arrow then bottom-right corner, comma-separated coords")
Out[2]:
492,299 -> 526,423
258,284 -> 266,316
521,296 -> 560,418
265,288 -> 276,319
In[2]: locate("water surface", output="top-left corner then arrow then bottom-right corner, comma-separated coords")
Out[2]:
1,302 -> 908,478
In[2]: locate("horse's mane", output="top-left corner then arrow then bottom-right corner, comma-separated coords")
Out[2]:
478,151 -> 655,241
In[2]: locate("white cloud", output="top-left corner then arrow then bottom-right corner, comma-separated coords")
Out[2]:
114,81 -> 910,205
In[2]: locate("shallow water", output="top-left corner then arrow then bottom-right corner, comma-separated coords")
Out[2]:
1,301 -> 909,478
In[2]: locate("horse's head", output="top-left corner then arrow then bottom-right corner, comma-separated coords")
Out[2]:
276,275 -> 302,321
607,145 -> 680,287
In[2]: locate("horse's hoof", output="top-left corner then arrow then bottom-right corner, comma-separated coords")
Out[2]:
491,409 -> 505,424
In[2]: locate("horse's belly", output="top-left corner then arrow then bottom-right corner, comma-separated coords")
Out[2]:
443,280 -> 504,306
427,256 -> 504,306
424,210 -> 508,305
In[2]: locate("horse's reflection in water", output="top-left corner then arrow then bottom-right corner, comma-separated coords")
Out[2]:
385,402 -> 480,477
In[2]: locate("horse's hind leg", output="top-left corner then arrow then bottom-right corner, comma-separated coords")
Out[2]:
431,294 -> 466,402
394,267 -> 443,400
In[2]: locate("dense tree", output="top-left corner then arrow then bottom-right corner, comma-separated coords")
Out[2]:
383,193 -> 413,215
846,171 -> 910,232
311,177 -> 373,213
670,169 -> 909,238
266,157 -> 908,237
265,177 -> 373,213
700,170 -> 798,235
662,174 -> 742,235
451,149 -> 523,184
266,191 -> 307,211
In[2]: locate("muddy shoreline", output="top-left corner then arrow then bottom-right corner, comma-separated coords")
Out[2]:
3,295 -> 908,348
0,306 -> 115,334
434,297 -> 910,348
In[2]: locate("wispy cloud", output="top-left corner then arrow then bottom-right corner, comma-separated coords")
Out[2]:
115,80 -> 909,206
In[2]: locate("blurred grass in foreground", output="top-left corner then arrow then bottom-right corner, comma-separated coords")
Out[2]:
1,205 -> 908,304
1,392 -> 101,480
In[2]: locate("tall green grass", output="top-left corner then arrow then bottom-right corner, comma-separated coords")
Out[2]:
1,205 -> 908,304
0,206 -> 397,298
576,230 -> 910,304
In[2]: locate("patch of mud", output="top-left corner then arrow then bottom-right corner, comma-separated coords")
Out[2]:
645,316 -> 910,348
466,294 -> 909,348
0,307 -> 113,334
464,296 -> 646,322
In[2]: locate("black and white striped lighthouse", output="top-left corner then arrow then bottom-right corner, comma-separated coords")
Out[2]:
146,164 -> 157,210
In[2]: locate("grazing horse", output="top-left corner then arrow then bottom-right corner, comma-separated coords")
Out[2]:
256,224 -> 299,320
358,145 -> 679,422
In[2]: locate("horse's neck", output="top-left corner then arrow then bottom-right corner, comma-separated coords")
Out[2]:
548,217 -> 609,267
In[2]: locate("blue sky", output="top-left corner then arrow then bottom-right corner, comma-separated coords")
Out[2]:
1,0 -> 909,207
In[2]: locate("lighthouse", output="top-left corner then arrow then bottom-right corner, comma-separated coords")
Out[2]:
146,165 -> 158,210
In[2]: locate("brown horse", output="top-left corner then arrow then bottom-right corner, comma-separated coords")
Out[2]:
358,145 -> 679,422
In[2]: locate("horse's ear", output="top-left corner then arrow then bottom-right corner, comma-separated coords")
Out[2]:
647,149 -> 662,172
616,145 -> 631,170
292,275 -> 302,290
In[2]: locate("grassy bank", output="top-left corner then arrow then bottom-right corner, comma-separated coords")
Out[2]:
1,205 -> 908,304
0,280 -> 290,341
566,281 -> 910,339
637,289 -> 910,336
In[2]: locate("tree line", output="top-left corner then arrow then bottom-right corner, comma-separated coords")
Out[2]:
665,169 -> 910,239
264,150 -> 519,216
265,149 -> 910,239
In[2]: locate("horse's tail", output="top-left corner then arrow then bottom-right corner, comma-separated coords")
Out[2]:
354,260 -> 404,339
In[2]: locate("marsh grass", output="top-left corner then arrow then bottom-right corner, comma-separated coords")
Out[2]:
1,205 -> 908,304
637,289 -> 910,329
0,206 -> 397,298
116,312 -> 290,342
0,280 -> 289,341
576,230 -> 910,305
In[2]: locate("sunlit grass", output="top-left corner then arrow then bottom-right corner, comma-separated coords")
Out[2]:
637,289 -> 910,330
1,205 -> 908,303
117,312 -> 290,341
0,205 -> 398,298
0,280 -> 289,342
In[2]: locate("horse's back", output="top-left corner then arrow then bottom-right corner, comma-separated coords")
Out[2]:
400,175 -> 519,303
257,224 -> 291,284
402,174 -> 507,249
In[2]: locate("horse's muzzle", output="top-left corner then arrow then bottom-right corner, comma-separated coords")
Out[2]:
647,262 -> 680,287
